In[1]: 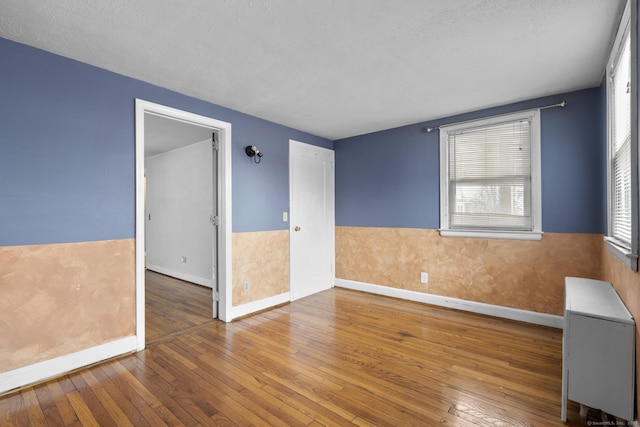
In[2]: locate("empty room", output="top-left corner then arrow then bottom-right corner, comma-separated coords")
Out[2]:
1,1 -> 639,426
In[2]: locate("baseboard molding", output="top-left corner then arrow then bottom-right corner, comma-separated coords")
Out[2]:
147,264 -> 214,288
0,336 -> 138,395
335,279 -> 563,329
230,292 -> 290,320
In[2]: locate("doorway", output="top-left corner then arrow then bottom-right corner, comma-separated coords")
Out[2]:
144,117 -> 216,288
289,139 -> 335,300
135,99 -> 233,351
144,114 -> 216,342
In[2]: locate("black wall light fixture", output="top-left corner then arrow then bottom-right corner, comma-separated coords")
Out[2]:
245,145 -> 263,164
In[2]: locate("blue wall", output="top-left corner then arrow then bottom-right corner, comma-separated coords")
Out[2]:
335,87 -> 605,234
0,36 -> 607,245
0,37 -> 332,246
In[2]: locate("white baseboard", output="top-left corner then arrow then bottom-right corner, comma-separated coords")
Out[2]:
0,336 -> 138,395
147,264 -> 214,288
335,279 -> 563,329
230,292 -> 290,320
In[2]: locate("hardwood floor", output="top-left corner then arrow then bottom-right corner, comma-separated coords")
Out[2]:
0,287 -> 619,426
145,270 -> 215,344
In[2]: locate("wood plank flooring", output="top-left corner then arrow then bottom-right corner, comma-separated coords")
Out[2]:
1,286 -> 620,426
145,270 -> 215,344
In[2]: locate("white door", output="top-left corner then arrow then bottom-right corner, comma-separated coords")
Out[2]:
289,140 -> 335,300
210,132 -> 219,319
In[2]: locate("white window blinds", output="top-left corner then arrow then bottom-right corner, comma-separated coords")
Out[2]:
445,115 -> 535,232
609,30 -> 632,248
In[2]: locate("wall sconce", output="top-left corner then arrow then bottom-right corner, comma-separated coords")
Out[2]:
245,145 -> 263,164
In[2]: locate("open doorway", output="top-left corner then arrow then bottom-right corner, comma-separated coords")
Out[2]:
135,100 -> 232,351
144,114 -> 216,343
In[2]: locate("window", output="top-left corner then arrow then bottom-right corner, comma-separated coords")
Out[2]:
439,110 -> 541,240
605,0 -> 638,271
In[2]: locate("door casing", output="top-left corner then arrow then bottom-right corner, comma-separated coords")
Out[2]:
135,99 -> 233,351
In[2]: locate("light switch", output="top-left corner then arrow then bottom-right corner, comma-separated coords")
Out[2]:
283,212 -> 288,222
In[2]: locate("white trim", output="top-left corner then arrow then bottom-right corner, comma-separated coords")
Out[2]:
604,237 -> 639,272
230,292 -> 290,319
439,109 -> 542,240
335,278 -> 563,329
135,100 -> 234,350
440,229 -> 542,241
146,265 -> 214,288
0,337 -> 137,395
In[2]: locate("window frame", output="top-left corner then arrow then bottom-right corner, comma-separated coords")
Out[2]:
439,109 -> 542,241
605,0 -> 638,271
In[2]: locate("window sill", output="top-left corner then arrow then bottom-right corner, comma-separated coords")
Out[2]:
604,237 -> 638,272
439,229 -> 543,241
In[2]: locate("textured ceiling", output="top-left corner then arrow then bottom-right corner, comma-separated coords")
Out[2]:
0,0 -> 626,140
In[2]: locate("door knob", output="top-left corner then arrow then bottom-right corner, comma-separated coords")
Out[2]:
294,226 -> 301,232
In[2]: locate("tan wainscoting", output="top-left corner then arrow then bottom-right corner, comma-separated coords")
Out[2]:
232,230 -> 289,306
336,227 -> 602,316
0,239 -> 135,373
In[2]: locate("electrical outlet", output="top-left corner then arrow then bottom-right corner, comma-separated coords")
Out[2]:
181,256 -> 187,263
420,272 -> 428,284
243,281 -> 250,292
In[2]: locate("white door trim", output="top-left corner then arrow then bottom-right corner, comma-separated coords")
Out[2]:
135,99 -> 233,351
289,139 -> 335,301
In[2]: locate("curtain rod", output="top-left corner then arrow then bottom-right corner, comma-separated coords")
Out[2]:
422,101 -> 567,133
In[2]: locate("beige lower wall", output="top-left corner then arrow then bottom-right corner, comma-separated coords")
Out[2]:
336,227 -> 603,316
0,239 -> 135,373
601,244 -> 640,418
1,230 -> 632,409
232,230 -> 289,306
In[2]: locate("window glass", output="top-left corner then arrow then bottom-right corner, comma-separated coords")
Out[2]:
440,111 -> 541,240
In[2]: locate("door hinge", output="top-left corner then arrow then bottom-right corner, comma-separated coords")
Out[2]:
214,291 -> 220,301
210,215 -> 220,226
212,133 -> 219,150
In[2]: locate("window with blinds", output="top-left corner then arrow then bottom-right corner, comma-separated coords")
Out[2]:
605,0 -> 637,271
439,110 -> 541,240
608,22 -> 632,249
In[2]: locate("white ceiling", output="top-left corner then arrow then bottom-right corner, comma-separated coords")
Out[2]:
0,0 -> 626,140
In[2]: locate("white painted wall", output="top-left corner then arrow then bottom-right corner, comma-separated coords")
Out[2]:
146,139 -> 215,287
